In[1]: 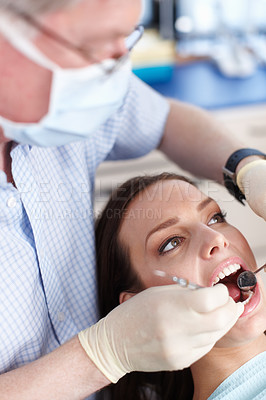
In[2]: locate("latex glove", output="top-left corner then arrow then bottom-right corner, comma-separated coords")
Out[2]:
236,159 -> 266,220
78,284 -> 244,383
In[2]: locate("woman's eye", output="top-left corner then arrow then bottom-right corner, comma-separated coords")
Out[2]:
159,236 -> 183,254
208,211 -> 227,226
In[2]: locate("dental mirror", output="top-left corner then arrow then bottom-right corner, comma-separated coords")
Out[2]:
237,263 -> 266,292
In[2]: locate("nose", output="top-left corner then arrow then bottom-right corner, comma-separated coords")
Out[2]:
199,225 -> 229,259
107,38 -> 128,60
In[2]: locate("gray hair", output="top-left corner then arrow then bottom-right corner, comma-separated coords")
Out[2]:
0,0 -> 81,16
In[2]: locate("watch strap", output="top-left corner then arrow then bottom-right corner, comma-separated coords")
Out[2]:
223,148 -> 266,203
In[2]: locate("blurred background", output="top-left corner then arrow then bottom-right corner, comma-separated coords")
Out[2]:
95,0 -> 266,285
135,0 -> 266,81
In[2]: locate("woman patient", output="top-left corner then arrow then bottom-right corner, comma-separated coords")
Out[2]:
95,173 -> 266,400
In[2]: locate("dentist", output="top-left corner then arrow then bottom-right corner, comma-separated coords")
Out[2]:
0,1 -> 265,400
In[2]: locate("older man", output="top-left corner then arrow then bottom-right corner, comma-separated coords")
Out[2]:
0,1 -> 265,399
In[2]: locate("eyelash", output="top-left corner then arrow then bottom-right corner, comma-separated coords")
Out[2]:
209,211 -> 227,225
158,236 -> 183,255
158,211 -> 227,255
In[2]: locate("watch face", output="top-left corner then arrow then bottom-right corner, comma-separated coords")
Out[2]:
223,173 -> 246,204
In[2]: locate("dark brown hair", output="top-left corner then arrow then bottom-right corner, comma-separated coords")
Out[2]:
95,173 -> 195,400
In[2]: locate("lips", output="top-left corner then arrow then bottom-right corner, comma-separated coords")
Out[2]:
210,257 -> 261,317
241,283 -> 261,317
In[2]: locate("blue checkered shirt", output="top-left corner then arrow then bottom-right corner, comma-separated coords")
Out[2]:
0,75 -> 169,398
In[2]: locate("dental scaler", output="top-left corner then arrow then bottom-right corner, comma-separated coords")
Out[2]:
237,263 -> 266,292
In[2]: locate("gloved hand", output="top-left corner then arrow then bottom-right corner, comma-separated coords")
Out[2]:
236,159 -> 266,220
78,284 -> 244,383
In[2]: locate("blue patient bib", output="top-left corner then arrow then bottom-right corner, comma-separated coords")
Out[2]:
208,351 -> 266,400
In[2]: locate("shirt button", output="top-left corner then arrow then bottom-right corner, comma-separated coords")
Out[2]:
7,197 -> 17,208
57,312 -> 65,322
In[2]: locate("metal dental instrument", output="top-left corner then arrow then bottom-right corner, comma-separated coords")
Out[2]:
237,263 -> 266,292
154,270 -> 202,290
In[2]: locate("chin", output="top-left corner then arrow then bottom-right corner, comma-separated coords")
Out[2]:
215,292 -> 266,348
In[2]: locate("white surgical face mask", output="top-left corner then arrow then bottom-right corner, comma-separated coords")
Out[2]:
0,22 -> 131,147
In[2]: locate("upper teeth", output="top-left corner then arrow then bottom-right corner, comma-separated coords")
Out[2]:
212,263 -> 241,286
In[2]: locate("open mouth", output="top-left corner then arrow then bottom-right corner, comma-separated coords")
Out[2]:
211,263 -> 255,306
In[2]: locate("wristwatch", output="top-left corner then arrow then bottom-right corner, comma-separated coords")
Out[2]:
223,148 -> 266,204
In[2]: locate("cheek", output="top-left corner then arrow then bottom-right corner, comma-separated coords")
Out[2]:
119,0 -> 142,23
228,229 -> 256,264
127,239 -> 154,287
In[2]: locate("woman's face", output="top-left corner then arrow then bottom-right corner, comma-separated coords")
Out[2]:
118,179 -> 266,347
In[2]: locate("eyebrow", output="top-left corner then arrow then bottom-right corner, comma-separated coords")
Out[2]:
197,197 -> 214,211
145,198 -> 215,246
145,217 -> 180,247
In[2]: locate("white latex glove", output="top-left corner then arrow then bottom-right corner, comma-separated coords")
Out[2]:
78,284 -> 244,383
236,159 -> 266,220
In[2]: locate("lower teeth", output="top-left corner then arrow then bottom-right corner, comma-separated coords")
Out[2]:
241,290 -> 254,305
